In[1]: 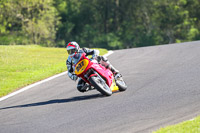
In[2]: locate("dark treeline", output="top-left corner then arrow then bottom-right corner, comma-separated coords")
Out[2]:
0,0 -> 200,49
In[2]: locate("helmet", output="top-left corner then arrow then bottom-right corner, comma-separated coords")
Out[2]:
66,41 -> 80,57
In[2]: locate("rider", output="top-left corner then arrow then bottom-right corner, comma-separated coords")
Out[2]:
66,41 -> 119,92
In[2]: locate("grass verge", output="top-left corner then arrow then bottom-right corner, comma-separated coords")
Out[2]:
154,116 -> 200,133
0,45 -> 107,97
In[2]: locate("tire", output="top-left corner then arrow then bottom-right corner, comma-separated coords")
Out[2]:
89,76 -> 112,96
116,78 -> 127,91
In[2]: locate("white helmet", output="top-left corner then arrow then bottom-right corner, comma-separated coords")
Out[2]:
66,41 -> 80,57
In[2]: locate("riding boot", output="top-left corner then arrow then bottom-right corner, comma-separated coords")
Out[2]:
77,79 -> 89,92
81,83 -> 94,92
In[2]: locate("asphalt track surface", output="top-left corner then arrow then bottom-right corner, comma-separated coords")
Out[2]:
1,41 -> 200,133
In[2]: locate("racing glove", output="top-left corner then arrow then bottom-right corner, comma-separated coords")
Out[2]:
71,74 -> 78,81
68,72 -> 78,81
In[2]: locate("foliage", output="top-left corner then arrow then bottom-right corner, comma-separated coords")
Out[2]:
0,0 -> 59,46
54,0 -> 200,48
0,0 -> 200,48
154,116 -> 200,133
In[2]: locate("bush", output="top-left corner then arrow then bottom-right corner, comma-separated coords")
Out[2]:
0,35 -> 11,45
0,34 -> 29,45
55,40 -> 65,47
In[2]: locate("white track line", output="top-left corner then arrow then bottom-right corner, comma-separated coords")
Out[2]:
0,51 -> 114,102
103,50 -> 114,57
0,72 -> 68,102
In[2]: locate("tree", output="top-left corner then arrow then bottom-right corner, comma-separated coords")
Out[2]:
0,0 -> 59,46
1,0 -> 200,48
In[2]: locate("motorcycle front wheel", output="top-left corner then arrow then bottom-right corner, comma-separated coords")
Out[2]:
89,76 -> 112,96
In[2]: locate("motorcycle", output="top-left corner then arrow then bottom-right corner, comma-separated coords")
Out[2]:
73,52 -> 127,96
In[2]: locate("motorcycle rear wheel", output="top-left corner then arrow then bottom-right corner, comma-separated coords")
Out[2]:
89,76 -> 112,96
116,79 -> 127,91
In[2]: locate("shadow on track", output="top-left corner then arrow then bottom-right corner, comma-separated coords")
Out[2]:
0,94 -> 104,110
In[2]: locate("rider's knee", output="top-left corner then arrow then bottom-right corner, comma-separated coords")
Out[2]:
77,79 -> 85,92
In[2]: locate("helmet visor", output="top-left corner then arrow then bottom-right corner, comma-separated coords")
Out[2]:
67,49 -> 77,55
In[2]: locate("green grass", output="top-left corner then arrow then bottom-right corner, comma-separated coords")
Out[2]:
154,116 -> 200,133
0,45 -> 107,97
